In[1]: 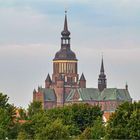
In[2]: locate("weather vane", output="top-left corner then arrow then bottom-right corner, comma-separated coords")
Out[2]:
65,9 -> 67,14
101,52 -> 104,59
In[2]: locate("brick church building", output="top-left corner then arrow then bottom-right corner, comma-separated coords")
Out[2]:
33,12 -> 132,112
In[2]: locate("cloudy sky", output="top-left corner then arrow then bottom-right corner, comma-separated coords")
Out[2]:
0,0 -> 140,108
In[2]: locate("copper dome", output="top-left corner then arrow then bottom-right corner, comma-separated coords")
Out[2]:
53,46 -> 77,60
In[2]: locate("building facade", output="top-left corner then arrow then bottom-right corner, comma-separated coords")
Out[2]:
33,12 -> 132,112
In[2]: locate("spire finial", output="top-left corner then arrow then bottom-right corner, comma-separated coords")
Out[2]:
101,52 -> 104,61
64,11 -> 68,31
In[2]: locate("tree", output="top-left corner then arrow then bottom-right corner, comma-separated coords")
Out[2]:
0,108 -> 11,138
79,117 -> 105,139
17,131 -> 28,140
46,103 -> 103,134
79,127 -> 92,139
106,101 -> 140,139
27,101 -> 42,118
69,103 -> 103,131
0,93 -> 17,139
90,117 -> 105,139
18,103 -> 103,138
34,119 -> 70,139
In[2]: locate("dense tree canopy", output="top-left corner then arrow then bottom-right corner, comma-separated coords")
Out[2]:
0,92 -> 139,139
79,117 -> 105,139
106,101 -> 140,139
19,103 -> 103,139
0,93 -> 17,139
45,103 -> 103,133
27,101 -> 43,118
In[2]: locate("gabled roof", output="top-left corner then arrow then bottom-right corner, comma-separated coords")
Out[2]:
37,87 -> 131,103
38,87 -> 56,101
99,88 -> 131,101
66,88 -> 131,102
66,88 -> 99,101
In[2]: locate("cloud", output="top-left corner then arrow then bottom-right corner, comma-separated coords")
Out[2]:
0,7 -> 51,44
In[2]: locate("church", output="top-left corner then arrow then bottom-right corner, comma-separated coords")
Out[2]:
33,12 -> 132,112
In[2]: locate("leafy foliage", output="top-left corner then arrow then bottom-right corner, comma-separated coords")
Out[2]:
79,117 -> 105,139
106,101 -> 140,139
46,103 -> 103,134
0,93 -> 17,139
27,101 -> 42,118
1,92 -> 139,139
19,102 -> 103,139
34,119 -> 70,139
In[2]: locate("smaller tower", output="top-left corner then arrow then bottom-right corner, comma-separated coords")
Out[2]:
125,82 -> 128,91
98,57 -> 107,92
45,74 -> 52,88
33,89 -> 36,94
33,89 -> 37,100
79,73 -> 86,88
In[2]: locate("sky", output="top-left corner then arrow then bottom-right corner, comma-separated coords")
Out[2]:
0,0 -> 140,108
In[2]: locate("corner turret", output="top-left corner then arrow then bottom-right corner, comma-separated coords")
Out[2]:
79,73 -> 86,88
45,74 -> 52,88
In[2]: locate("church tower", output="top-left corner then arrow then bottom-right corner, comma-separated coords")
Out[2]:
98,57 -> 107,92
52,11 -> 78,87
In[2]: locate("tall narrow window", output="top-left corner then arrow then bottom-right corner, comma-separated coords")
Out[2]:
61,63 -> 64,73
74,77 -> 77,82
64,63 -> 66,73
65,76 -> 67,82
59,63 -> 61,73
70,63 -> 72,73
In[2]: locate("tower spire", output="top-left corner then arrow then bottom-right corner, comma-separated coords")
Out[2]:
61,11 -> 70,37
98,56 -> 107,92
64,10 -> 68,31
100,55 -> 104,74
